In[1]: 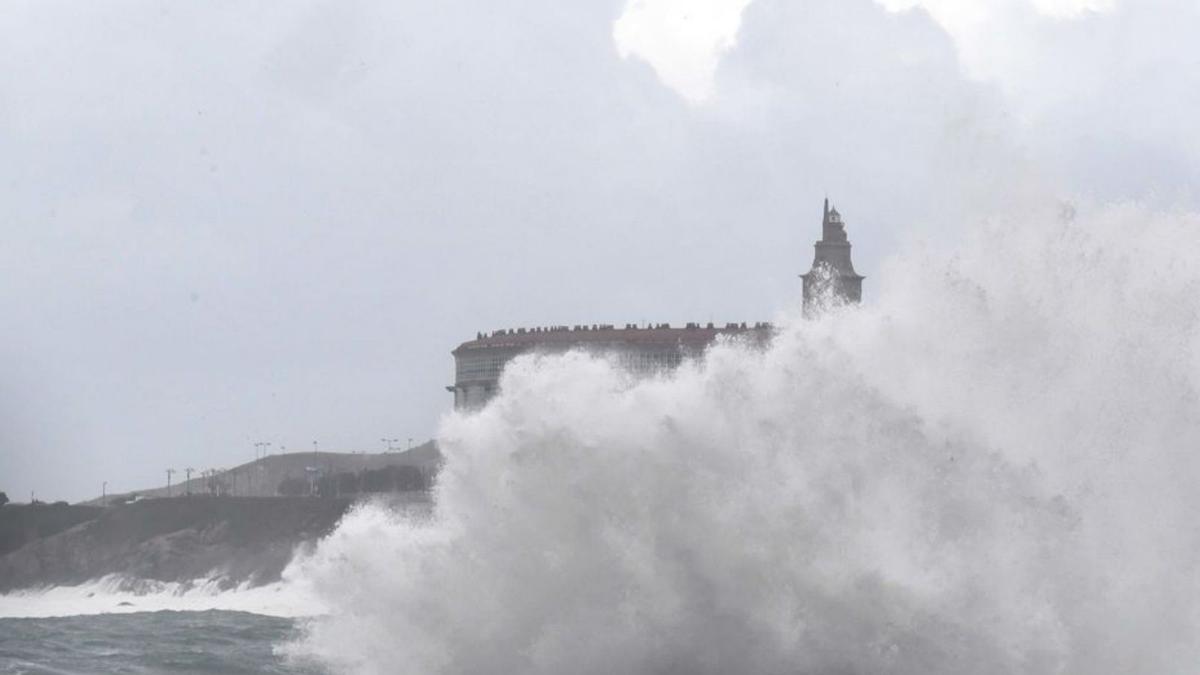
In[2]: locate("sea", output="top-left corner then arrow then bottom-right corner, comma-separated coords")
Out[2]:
5,203 -> 1200,674
0,612 -> 312,675
0,576 -> 325,674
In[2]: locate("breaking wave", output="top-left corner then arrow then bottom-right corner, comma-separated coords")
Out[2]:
284,202 -> 1200,674
0,573 -> 324,619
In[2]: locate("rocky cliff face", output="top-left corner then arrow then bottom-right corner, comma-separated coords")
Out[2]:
0,503 -> 102,556
0,497 -> 365,591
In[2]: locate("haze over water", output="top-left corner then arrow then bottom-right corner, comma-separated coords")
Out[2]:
280,202 -> 1200,674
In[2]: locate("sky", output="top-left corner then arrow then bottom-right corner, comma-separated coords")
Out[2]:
2,0 -> 1199,502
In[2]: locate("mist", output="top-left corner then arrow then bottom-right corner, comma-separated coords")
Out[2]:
286,202 -> 1200,674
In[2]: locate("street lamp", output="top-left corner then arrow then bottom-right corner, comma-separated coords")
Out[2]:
166,469 -> 175,498
381,438 -> 399,452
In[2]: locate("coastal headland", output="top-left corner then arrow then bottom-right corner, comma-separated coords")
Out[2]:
0,444 -> 439,592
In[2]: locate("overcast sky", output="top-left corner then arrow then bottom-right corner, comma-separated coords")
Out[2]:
2,0 -> 1198,502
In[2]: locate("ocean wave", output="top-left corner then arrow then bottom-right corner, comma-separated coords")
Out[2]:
282,201 -> 1200,674
0,573 -> 324,619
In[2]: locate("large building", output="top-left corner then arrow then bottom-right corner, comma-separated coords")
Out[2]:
448,200 -> 863,410
448,322 -> 774,410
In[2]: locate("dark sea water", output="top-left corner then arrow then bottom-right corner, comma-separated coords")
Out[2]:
0,611 -> 319,675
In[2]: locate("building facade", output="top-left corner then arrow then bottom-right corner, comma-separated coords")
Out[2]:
448,322 -> 772,410
448,200 -> 863,410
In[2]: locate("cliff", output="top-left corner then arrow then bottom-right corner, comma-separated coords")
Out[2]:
0,496 -> 359,592
0,503 -> 103,557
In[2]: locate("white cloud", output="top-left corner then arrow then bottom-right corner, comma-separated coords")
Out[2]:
875,0 -> 1118,85
877,0 -> 1115,24
1029,0 -> 1116,18
613,0 -> 1117,103
613,0 -> 755,102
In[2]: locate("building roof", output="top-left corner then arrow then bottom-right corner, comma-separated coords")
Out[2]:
452,322 -> 774,355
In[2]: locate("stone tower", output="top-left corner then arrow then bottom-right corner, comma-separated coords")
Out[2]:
801,198 -> 864,313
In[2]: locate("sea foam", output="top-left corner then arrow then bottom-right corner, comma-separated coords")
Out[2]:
285,202 -> 1200,674
0,573 -> 324,619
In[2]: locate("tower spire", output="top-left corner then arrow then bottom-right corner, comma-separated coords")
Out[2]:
801,197 -> 864,314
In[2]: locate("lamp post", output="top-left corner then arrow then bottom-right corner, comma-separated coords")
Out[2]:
102,481 -> 107,506
253,442 -> 272,495
381,438 -> 399,452
185,467 -> 194,495
166,469 -> 175,498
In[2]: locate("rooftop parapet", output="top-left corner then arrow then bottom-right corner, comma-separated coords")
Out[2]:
453,321 -> 774,355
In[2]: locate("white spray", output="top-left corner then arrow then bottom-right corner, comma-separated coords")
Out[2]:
284,202 -> 1200,674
